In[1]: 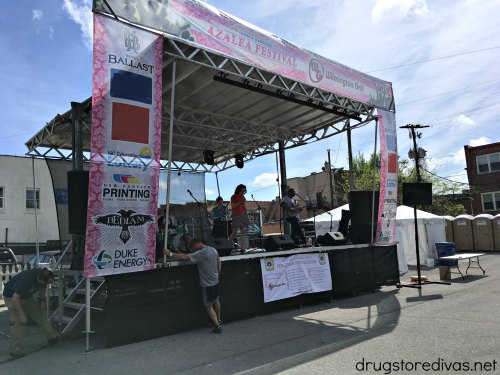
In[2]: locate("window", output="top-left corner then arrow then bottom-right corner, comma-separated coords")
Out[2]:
26,188 -> 40,209
481,192 -> 500,211
477,152 -> 500,173
0,187 -> 3,209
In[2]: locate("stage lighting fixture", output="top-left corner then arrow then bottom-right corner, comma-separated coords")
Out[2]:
203,150 -> 215,165
235,154 -> 244,169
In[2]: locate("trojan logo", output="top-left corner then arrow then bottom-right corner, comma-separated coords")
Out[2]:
124,29 -> 140,53
112,174 -> 142,184
93,209 -> 154,244
92,250 -> 112,270
309,59 -> 324,83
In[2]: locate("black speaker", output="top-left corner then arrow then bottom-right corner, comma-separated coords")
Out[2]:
403,182 -> 432,206
264,234 -> 295,252
349,191 -> 379,244
205,237 -> 234,256
318,232 -> 347,246
68,170 -> 89,234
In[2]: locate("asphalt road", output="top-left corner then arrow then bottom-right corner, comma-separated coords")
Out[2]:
1,254 -> 499,375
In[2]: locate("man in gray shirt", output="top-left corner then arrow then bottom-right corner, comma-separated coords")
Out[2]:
164,238 -> 222,333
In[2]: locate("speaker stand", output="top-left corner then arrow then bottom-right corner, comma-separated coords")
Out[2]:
396,205 -> 450,289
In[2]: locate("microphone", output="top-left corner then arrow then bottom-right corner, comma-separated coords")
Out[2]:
251,194 -> 254,199
326,211 -> 332,216
187,189 -> 192,195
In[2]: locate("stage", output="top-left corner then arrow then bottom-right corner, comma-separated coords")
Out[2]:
104,243 -> 399,347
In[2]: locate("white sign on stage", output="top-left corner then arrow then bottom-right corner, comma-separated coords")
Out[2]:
260,253 -> 332,303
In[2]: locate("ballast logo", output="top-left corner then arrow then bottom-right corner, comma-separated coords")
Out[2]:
93,209 -> 154,244
92,250 -> 112,270
309,59 -> 324,83
113,174 -> 142,184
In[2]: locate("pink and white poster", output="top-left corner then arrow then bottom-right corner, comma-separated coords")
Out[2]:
375,109 -> 398,245
84,14 -> 163,277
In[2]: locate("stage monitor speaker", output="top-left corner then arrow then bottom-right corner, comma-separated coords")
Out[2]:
318,232 -> 347,246
205,237 -> 234,256
403,182 -> 432,206
68,170 -> 89,234
264,234 -> 295,252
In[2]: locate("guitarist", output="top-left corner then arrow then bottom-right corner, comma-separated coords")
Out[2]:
280,188 -> 306,245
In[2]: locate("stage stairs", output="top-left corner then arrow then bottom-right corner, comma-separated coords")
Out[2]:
49,270 -> 106,337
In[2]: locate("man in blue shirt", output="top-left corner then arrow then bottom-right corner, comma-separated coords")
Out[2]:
164,238 -> 222,333
3,268 -> 59,358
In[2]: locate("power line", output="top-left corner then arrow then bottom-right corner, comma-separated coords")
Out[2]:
398,79 -> 500,106
423,168 -> 469,185
367,45 -> 500,73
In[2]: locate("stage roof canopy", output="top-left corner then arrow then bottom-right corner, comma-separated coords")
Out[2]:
25,0 -> 395,172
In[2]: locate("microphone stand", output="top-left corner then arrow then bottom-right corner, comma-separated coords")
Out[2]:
294,193 -> 317,246
251,194 -> 264,250
188,190 -> 209,241
326,211 -> 333,232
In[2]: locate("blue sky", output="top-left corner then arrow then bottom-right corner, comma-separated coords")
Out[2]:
1,0 -> 499,203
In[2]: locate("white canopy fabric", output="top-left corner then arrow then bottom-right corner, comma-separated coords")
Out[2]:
307,204 -> 446,274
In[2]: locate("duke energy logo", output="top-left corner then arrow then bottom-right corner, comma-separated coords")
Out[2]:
92,250 -> 112,269
113,174 -> 142,184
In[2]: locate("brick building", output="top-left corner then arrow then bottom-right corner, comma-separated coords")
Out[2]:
464,141 -> 500,215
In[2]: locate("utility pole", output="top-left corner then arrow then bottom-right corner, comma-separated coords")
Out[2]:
400,124 -> 429,182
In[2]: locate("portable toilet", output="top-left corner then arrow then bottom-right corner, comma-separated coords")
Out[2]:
453,214 -> 474,252
472,214 -> 495,251
494,214 -> 500,251
443,215 -> 454,243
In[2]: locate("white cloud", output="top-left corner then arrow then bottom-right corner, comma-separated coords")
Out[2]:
48,26 -> 55,39
469,136 -> 491,147
372,0 -> 429,23
63,0 -> 93,50
252,172 -> 278,188
33,9 -> 43,20
205,189 -> 216,197
452,114 -> 476,127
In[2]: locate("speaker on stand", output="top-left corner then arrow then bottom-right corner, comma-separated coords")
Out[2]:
348,191 -> 379,244
68,170 -> 89,235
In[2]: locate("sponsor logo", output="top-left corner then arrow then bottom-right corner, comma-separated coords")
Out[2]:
124,29 -> 140,53
377,230 -> 393,243
93,209 -> 154,244
92,250 -> 112,270
267,282 -> 286,291
386,179 -> 397,188
309,59 -> 324,83
139,147 -> 152,160
102,186 -> 151,200
265,259 -> 274,272
318,254 -> 327,265
113,174 -> 142,184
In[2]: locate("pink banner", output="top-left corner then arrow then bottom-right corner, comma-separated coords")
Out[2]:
95,0 -> 394,111
375,109 -> 398,245
84,14 -> 163,277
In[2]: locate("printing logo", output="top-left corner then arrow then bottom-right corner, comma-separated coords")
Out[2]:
113,174 -> 142,184
124,29 -> 140,53
309,59 -> 324,83
93,209 -> 154,244
92,250 -> 112,270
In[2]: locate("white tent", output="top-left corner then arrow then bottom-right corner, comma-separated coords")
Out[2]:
306,205 -> 446,274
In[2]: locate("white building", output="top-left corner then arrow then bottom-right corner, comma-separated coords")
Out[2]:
0,155 -> 60,254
